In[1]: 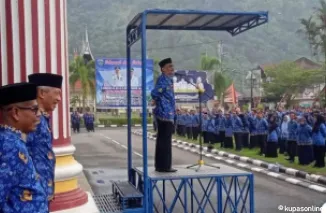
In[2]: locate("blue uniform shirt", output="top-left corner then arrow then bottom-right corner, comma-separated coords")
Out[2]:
71,113 -> 80,124
288,120 -> 298,141
219,116 -> 226,131
26,113 -> 55,201
201,117 -> 209,132
312,123 -> 326,146
233,115 -> 243,132
151,74 -> 175,122
267,127 -> 280,143
248,116 -> 257,134
296,123 -> 312,145
185,114 -> 192,127
224,117 -> 234,137
207,118 -> 216,133
0,126 -> 48,213
191,114 -> 199,127
83,113 -> 90,125
255,118 -> 268,135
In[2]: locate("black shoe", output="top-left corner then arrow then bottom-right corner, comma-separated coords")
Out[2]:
167,168 -> 177,172
155,168 -> 177,173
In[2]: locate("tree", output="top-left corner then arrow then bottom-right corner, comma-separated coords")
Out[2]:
200,53 -> 220,71
299,0 -> 326,62
199,53 -> 232,103
70,95 -> 81,108
69,56 -> 95,111
262,61 -> 324,105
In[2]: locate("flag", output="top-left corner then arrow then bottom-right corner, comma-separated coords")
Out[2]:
224,83 -> 238,104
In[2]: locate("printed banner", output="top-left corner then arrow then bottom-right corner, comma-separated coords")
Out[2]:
174,70 -> 214,103
95,58 -> 154,109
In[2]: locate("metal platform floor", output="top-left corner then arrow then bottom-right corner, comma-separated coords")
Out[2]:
134,164 -> 251,179
132,164 -> 254,213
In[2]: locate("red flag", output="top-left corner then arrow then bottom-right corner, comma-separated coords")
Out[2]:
224,83 -> 238,104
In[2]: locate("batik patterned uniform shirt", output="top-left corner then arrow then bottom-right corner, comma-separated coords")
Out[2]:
26,113 -> 55,201
0,126 -> 48,213
151,74 -> 176,122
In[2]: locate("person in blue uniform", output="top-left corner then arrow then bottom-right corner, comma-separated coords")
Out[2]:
279,114 -> 289,154
27,73 -> 63,204
239,113 -> 250,148
312,114 -> 326,168
256,110 -> 268,155
0,83 -> 48,213
191,109 -> 199,140
83,111 -> 90,132
296,116 -> 314,165
219,110 -> 226,147
151,58 -> 177,173
223,112 -> 234,148
175,109 -> 181,135
266,115 -> 279,158
71,110 -> 81,133
185,110 -> 193,140
287,111 -> 298,163
248,110 -> 257,149
233,112 -> 243,151
206,114 -> 217,149
88,111 -> 95,132
201,112 -> 209,144
179,110 -> 186,137
214,110 -> 222,143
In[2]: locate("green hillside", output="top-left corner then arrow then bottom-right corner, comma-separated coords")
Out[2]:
67,0 -> 317,80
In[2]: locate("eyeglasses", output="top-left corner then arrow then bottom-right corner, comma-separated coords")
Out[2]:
6,106 -> 39,115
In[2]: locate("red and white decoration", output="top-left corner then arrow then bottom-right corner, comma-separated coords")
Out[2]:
0,0 -> 70,146
0,1 -> 98,212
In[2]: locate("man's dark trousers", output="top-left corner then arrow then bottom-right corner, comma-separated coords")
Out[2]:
155,119 -> 173,170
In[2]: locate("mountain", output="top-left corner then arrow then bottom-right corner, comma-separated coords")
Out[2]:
67,0 -> 318,87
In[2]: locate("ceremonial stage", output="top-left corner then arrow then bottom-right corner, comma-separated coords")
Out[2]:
91,8 -> 268,213
93,164 -> 253,213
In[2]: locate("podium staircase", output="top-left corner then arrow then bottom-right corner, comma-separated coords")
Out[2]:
93,181 -> 144,213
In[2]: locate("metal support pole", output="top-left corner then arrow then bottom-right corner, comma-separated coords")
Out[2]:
126,27 -> 132,183
141,12 -> 149,213
250,71 -> 254,108
199,91 -> 203,161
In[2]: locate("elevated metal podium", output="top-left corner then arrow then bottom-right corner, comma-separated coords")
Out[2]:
94,9 -> 269,213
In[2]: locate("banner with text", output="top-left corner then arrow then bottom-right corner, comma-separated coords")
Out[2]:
95,58 -> 154,109
174,70 -> 214,103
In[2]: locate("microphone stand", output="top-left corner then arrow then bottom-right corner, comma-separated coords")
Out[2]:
177,77 -> 219,172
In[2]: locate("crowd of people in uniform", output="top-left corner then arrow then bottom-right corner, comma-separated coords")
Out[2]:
71,109 -> 95,133
151,57 -> 326,175
165,107 -> 325,168
0,73 -> 63,212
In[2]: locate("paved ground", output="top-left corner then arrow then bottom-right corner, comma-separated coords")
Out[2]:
72,129 -> 326,213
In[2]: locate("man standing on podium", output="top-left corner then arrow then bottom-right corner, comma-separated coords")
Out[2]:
151,58 -> 177,173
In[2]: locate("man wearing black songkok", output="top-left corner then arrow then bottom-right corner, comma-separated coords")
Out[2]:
0,83 -> 48,212
27,73 -> 63,205
151,58 -> 177,172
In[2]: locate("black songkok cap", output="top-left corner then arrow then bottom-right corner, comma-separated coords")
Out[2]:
159,58 -> 172,68
28,73 -> 63,89
0,83 -> 37,106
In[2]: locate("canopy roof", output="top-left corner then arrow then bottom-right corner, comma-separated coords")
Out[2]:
127,9 -> 268,36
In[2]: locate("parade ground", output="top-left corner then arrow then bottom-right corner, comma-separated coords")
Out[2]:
72,128 -> 325,213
